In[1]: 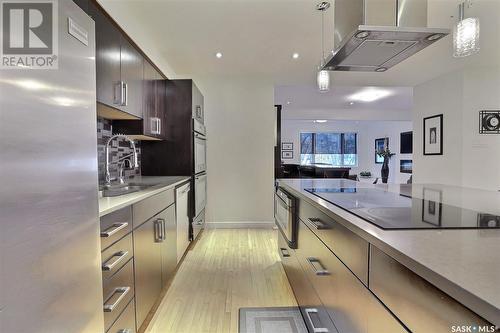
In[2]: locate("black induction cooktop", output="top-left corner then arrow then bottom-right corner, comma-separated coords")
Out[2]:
305,187 -> 500,230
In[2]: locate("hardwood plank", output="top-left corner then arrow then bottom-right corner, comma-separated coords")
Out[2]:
144,229 -> 297,333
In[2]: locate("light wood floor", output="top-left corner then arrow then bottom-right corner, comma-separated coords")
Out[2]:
144,228 -> 297,333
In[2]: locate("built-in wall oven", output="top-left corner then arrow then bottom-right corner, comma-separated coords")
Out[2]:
274,187 -> 297,248
193,119 -> 207,240
193,119 -> 206,175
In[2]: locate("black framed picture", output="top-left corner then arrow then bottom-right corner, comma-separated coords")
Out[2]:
423,114 -> 443,155
400,160 -> 413,174
282,151 -> 293,159
375,138 -> 387,164
422,188 -> 442,226
282,142 -> 293,150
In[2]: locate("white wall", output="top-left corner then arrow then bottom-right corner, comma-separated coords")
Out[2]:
193,76 -> 275,224
281,120 -> 413,184
413,67 -> 500,190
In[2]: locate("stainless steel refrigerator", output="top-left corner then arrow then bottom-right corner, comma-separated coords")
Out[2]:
0,1 -> 104,332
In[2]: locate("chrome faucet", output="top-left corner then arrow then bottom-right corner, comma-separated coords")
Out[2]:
104,134 -> 139,185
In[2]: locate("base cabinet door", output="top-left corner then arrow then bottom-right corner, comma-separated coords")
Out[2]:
160,204 -> 177,286
297,220 -> 407,333
133,218 -> 162,329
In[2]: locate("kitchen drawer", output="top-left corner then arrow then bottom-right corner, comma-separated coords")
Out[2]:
101,233 -> 133,280
133,188 -> 175,228
297,220 -> 406,333
298,199 -> 369,285
369,246 -> 491,333
277,230 -> 338,333
103,258 -> 135,331
101,206 -> 133,251
106,298 -> 136,333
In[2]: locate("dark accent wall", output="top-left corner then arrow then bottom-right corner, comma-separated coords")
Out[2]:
97,118 -> 141,184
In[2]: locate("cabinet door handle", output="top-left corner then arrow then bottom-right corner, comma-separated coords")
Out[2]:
117,330 -> 132,333
157,218 -> 166,241
102,251 -> 129,271
157,118 -> 161,135
307,257 -> 329,275
122,82 -> 128,106
103,287 -> 130,312
113,81 -> 122,105
279,248 -> 290,257
154,220 -> 162,242
304,308 -> 329,333
100,222 -> 128,238
306,218 -> 330,230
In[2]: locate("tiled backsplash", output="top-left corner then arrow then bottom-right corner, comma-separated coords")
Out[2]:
97,117 -> 141,184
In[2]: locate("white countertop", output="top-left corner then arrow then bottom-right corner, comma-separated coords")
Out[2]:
278,178 -> 500,326
98,176 -> 190,217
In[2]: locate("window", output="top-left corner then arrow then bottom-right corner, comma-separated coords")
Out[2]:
300,132 -> 357,166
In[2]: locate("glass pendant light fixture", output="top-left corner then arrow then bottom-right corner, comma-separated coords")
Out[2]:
316,2 -> 330,92
453,1 -> 480,58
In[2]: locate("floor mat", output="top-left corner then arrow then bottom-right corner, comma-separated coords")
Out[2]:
239,307 -> 308,333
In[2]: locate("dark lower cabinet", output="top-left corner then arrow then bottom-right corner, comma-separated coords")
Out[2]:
133,203 -> 177,330
133,217 -> 162,329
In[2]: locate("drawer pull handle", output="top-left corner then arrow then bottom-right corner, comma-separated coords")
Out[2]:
305,308 -> 329,333
117,330 -> 132,333
307,218 -> 330,230
103,286 -> 130,312
101,222 -> 128,238
279,248 -> 290,257
307,257 -> 330,276
102,251 -> 129,271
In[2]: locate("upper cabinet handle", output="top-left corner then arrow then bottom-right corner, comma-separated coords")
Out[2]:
100,222 -> 128,238
122,82 -> 128,106
113,81 -> 122,105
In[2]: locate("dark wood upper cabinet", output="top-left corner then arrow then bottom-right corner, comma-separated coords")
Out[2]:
88,1 -> 143,119
89,4 -> 122,110
114,61 -> 167,140
119,36 -> 143,119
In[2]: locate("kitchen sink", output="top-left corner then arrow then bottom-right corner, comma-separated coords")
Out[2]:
102,183 -> 155,197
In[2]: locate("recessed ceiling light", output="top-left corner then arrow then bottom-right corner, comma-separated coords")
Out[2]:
215,52 -> 223,59
286,101 -> 292,105
292,53 -> 299,59
349,88 -> 392,102
314,119 -> 327,123
349,101 -> 354,105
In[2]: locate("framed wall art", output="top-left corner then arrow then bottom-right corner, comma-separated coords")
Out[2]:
282,151 -> 293,159
423,114 -> 443,155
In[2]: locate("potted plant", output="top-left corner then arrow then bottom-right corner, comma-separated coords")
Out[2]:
376,142 -> 395,183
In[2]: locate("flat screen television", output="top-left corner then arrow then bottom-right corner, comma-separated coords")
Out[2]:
400,131 -> 413,154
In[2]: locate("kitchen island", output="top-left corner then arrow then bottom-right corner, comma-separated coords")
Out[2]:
277,178 -> 500,331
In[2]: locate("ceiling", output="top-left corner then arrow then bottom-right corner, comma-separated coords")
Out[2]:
99,0 -> 499,87
276,85 -> 413,121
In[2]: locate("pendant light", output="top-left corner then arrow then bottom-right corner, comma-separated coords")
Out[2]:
453,1 -> 480,58
316,1 -> 330,92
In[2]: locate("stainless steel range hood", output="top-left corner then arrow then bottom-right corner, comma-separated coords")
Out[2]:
323,0 -> 450,72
